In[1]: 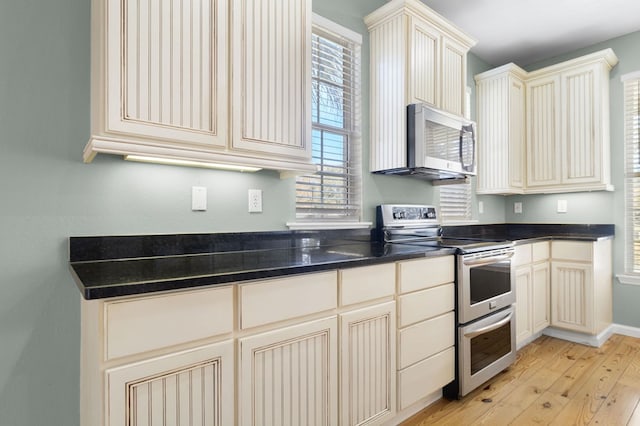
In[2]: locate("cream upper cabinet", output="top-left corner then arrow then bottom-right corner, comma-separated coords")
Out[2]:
526,73 -> 563,188
475,49 -> 618,194
365,0 -> 476,172
85,0 -> 315,175
231,0 -> 312,161
475,64 -> 527,194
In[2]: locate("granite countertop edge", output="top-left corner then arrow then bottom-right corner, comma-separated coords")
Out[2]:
70,226 -> 614,300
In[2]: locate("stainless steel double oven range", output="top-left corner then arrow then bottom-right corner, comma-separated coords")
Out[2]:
378,204 -> 516,398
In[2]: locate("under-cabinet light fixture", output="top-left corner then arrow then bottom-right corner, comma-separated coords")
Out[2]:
124,155 -> 262,172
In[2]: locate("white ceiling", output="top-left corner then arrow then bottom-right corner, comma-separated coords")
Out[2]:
420,0 -> 640,66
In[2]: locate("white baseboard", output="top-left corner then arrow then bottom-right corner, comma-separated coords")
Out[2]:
542,325 -> 615,347
542,323 -> 640,347
611,323 -> 640,338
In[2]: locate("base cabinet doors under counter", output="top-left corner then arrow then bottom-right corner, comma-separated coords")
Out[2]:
340,302 -> 397,426
106,340 -> 234,426
550,239 -> 612,335
238,316 -> 339,426
514,242 -> 550,348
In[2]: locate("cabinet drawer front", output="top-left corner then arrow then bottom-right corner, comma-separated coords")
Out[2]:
397,256 -> 454,294
240,271 -> 337,329
398,312 -> 454,369
513,244 -> 532,266
339,263 -> 395,306
398,283 -> 454,328
552,241 -> 592,262
398,347 -> 455,410
105,286 -> 233,360
532,241 -> 550,262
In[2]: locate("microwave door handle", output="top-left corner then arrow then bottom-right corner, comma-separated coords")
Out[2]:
459,124 -> 475,171
462,252 -> 514,266
464,312 -> 513,339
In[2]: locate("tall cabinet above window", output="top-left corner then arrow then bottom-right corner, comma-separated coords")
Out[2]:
365,0 -> 476,172
476,49 -> 618,194
85,0 -> 316,175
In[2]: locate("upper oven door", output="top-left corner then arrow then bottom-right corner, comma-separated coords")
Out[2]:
458,248 -> 515,324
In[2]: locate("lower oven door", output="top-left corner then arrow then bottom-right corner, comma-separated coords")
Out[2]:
459,306 -> 516,397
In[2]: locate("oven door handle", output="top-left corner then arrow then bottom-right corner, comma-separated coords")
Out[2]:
462,252 -> 514,266
464,312 -> 513,339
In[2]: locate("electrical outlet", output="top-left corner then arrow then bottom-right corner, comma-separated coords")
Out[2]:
248,189 -> 263,213
191,186 -> 207,211
514,202 -> 523,214
478,201 -> 484,214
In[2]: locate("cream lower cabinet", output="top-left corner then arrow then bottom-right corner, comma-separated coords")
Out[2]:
551,239 -> 612,335
238,317 -> 339,426
514,242 -> 550,348
340,302 -> 397,426
396,256 -> 455,410
106,340 -> 234,426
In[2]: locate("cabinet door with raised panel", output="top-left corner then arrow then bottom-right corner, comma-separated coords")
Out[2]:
561,64 -> 602,185
526,74 -> 562,187
408,17 -> 440,107
532,262 -> 550,333
340,302 -> 396,426
106,340 -> 234,426
238,317 -> 338,426
515,265 -> 532,346
440,36 -> 467,116
231,0 -> 311,160
105,0 -> 227,147
551,261 -> 593,333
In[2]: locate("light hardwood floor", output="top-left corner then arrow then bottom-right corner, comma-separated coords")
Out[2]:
402,334 -> 640,425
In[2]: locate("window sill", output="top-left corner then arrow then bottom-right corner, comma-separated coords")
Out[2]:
286,221 -> 372,230
617,274 -> 640,286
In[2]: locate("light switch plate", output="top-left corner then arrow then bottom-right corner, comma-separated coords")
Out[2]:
514,202 -> 522,214
478,201 -> 484,214
557,199 -> 568,213
192,186 -> 207,211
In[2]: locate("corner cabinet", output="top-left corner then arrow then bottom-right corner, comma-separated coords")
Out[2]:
550,239 -> 613,335
475,49 -> 618,194
475,64 -> 527,194
365,0 -> 476,172
86,0 -> 315,176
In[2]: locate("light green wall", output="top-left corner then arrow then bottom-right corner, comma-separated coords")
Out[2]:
503,30 -> 640,328
0,0 -> 634,423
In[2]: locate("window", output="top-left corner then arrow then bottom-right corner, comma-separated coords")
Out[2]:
439,182 -> 473,223
623,72 -> 640,275
294,15 -> 363,225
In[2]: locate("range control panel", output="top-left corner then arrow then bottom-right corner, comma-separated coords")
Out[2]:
378,204 -> 439,227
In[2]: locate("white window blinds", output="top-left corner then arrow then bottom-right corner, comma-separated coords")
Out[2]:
623,72 -> 640,273
439,182 -> 472,223
295,16 -> 362,222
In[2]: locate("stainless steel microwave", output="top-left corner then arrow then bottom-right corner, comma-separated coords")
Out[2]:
406,103 -> 476,179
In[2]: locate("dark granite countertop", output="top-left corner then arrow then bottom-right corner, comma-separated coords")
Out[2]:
69,230 -> 454,300
443,223 -> 614,243
69,224 -> 614,300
